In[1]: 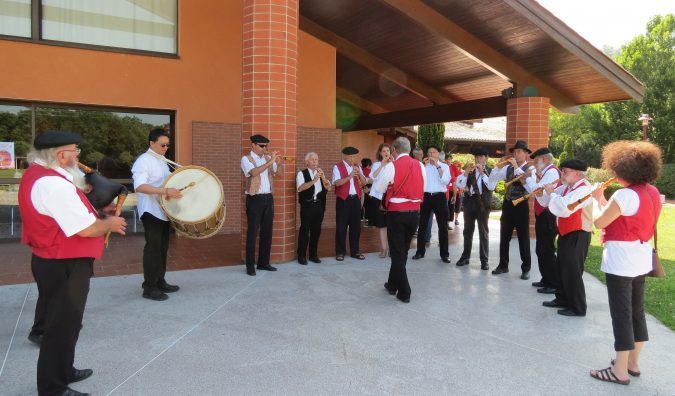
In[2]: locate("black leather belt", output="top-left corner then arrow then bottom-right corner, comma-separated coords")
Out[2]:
347,194 -> 359,198
424,192 -> 445,196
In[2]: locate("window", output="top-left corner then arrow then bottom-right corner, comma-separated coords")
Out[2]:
0,0 -> 31,38
0,101 -> 174,239
0,0 -> 178,55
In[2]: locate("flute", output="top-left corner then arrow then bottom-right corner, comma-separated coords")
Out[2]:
512,178 -> 561,205
495,157 -> 512,168
567,177 -> 617,211
317,168 -> 331,189
352,160 -> 365,187
104,192 -> 128,247
504,169 -> 533,188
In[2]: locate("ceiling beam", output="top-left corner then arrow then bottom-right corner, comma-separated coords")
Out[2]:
504,0 -> 644,102
379,0 -> 577,111
300,16 -> 458,105
344,96 -> 507,132
336,86 -> 389,114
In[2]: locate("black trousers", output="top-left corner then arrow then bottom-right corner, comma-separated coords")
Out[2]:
606,273 -> 649,351
30,264 -> 47,337
497,199 -> 531,273
245,194 -> 274,270
335,195 -> 361,256
141,213 -> 171,290
535,209 -> 559,288
297,200 -> 325,259
416,193 -> 449,258
387,211 -> 419,299
459,196 -> 489,264
554,231 -> 591,315
31,255 -> 92,396
449,193 -> 462,222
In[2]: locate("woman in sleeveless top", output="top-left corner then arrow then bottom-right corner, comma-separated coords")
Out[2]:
590,140 -> 663,386
369,144 -> 393,258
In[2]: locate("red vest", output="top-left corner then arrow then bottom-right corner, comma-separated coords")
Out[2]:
557,181 -> 588,236
386,155 -> 424,211
534,165 -> 561,216
334,161 -> 362,200
19,165 -> 104,260
602,183 -> 661,243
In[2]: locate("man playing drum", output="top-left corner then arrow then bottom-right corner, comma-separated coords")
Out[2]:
131,128 -> 183,301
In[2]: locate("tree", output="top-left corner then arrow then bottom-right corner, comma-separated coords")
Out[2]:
417,123 -> 445,153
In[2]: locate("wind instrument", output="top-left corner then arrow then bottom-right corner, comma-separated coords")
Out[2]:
317,168 -> 331,189
567,177 -> 617,211
495,157 -> 512,168
504,168 -> 533,188
352,160 -> 365,187
104,193 -> 127,247
511,178 -> 561,205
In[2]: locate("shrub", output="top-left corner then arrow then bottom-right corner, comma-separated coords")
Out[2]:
654,163 -> 675,198
490,193 -> 503,211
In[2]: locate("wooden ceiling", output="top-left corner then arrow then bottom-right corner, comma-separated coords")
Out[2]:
299,0 -> 644,131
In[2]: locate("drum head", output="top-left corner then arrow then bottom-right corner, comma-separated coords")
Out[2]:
161,166 -> 223,223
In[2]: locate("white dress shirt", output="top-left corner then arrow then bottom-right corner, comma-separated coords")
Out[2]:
489,161 -> 536,193
368,161 -> 392,200
373,153 -> 426,203
540,179 -> 592,218
132,149 -> 171,221
296,168 -> 322,199
30,160 -> 96,237
332,160 -> 362,195
525,164 -> 561,206
455,168 -> 496,195
597,188 -> 653,277
240,150 -> 278,195
424,161 -> 451,193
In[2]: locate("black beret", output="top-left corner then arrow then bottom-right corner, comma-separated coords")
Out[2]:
509,140 -> 532,154
342,146 -> 359,155
471,147 -> 489,157
34,130 -> 81,149
560,159 -> 588,172
250,134 -> 270,144
530,147 -> 552,159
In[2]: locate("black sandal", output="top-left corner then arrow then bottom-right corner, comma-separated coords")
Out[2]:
336,255 -> 344,261
611,359 -> 641,377
351,253 -> 366,260
590,367 -> 630,385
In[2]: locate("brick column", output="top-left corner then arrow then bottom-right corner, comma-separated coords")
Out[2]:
506,97 -> 550,232
242,0 -> 298,262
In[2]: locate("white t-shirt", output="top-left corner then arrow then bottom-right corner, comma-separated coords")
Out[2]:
601,188 -> 653,277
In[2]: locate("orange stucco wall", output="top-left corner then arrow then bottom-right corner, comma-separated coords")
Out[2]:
0,1 -> 335,163
341,130 -> 384,163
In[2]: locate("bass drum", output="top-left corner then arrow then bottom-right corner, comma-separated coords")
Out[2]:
159,165 -> 226,239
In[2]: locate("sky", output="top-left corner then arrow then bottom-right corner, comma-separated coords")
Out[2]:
537,0 -> 675,50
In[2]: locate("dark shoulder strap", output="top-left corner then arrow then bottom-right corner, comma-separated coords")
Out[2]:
302,168 -> 311,182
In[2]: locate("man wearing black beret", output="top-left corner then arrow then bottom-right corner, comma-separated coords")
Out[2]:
539,159 -> 593,317
19,130 -> 127,395
332,146 -> 367,261
241,134 -> 281,275
525,147 -> 562,294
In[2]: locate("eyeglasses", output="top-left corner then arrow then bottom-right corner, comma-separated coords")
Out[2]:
256,144 -> 267,148
160,144 -> 170,148
58,148 -> 81,155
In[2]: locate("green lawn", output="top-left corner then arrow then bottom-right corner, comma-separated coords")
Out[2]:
585,205 -> 675,331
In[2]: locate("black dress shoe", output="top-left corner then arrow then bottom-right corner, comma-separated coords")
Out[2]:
396,294 -> 410,303
557,308 -> 585,317
532,281 -> 545,288
491,267 -> 509,275
298,258 -> 308,265
542,300 -> 564,308
70,368 -> 93,384
28,333 -> 42,346
246,269 -> 256,276
158,283 -> 180,293
384,283 -> 396,295
257,265 -> 277,271
142,288 -> 168,301
412,253 -> 424,260
61,388 -> 90,396
441,257 -> 450,263
309,257 -> 321,264
481,262 -> 489,271
520,271 -> 530,280
537,287 -> 556,294
455,259 -> 468,267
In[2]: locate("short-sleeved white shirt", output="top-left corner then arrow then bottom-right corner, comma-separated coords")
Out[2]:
601,188 -> 653,277
30,160 -> 96,237
131,149 -> 171,221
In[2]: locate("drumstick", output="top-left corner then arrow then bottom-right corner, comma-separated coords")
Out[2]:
179,182 -> 195,191
104,192 -> 128,247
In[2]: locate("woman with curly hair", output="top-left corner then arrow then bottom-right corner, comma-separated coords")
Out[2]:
369,143 -> 393,258
590,140 -> 663,386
